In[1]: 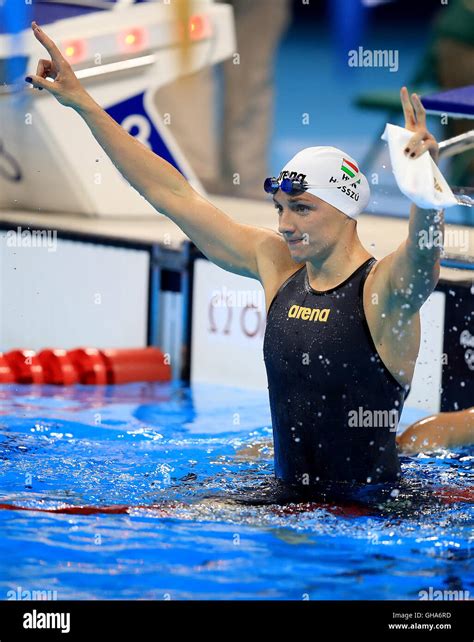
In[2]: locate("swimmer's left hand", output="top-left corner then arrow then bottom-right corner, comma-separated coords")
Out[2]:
400,86 -> 439,164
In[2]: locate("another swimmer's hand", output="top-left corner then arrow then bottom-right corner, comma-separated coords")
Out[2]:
400,86 -> 439,164
25,22 -> 93,111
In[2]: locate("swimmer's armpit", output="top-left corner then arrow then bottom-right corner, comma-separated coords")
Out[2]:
396,407 -> 474,453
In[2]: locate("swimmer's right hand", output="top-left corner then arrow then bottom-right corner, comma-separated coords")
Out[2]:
25,21 -> 92,110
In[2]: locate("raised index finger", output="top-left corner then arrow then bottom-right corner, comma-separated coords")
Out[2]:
31,21 -> 67,70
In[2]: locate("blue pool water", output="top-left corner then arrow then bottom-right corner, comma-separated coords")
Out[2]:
0,382 -> 472,600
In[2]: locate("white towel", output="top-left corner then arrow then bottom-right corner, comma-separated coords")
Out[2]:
381,123 -> 458,209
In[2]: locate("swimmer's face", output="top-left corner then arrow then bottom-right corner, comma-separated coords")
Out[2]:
273,190 -> 351,261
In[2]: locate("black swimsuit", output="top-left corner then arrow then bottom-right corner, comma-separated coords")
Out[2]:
263,257 -> 411,495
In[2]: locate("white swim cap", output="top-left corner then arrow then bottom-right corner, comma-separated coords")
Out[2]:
278,146 -> 370,219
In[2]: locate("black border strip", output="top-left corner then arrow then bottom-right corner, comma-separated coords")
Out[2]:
0,599 -> 471,642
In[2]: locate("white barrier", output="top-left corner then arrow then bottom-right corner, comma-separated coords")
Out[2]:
0,234 -> 149,349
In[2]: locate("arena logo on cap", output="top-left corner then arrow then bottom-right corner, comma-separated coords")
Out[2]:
277,170 -> 307,182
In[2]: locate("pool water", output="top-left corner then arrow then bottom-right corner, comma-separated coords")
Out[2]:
0,382 -> 472,600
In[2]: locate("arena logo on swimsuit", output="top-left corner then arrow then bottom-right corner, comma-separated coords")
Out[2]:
288,304 -> 330,322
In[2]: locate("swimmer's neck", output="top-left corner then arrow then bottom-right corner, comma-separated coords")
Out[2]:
306,231 -> 372,291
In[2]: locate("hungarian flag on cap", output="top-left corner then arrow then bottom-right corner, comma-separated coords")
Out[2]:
341,158 -> 359,178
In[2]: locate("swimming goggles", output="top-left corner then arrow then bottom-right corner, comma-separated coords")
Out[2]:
264,177 -> 311,195
264,174 -> 362,195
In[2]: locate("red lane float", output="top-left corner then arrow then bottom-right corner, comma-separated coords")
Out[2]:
0,502 -> 178,516
0,353 -> 15,383
67,348 -> 108,385
38,349 -> 79,385
101,347 -> 170,384
0,346 -> 170,385
435,486 -> 474,504
3,350 -> 44,384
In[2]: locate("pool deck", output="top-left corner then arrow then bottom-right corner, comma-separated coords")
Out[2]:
0,194 -> 472,281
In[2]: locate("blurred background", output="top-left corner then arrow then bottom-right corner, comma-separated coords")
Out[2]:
1,0 -> 473,223
152,0 -> 474,222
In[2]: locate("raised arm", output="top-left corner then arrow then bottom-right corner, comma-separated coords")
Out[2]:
384,87 -> 443,310
25,21 -> 273,280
